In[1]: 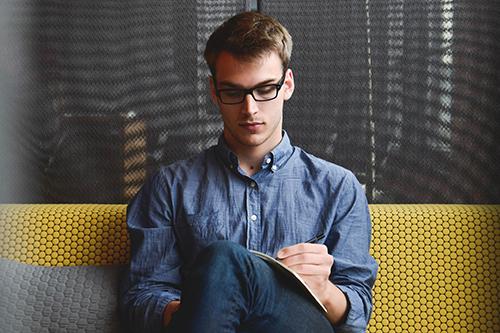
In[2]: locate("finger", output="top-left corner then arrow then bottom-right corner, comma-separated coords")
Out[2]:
277,243 -> 327,259
286,262 -> 332,276
279,252 -> 332,267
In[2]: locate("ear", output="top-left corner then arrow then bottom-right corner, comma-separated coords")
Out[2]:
283,69 -> 295,101
208,76 -> 219,105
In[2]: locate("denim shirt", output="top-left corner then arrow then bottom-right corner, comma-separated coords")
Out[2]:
120,132 -> 378,333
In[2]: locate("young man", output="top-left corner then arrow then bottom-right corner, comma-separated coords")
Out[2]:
120,12 -> 377,333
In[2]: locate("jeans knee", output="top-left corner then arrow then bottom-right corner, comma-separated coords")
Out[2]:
196,240 -> 249,270
205,240 -> 245,258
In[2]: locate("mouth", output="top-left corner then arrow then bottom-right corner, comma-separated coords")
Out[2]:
239,121 -> 264,132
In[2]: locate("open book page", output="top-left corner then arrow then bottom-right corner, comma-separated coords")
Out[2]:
250,250 -> 328,313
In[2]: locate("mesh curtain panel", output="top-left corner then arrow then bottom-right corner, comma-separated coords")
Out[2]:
0,0 -> 243,203
264,0 -> 500,203
0,0 -> 498,203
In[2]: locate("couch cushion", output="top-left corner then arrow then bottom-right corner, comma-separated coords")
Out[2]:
0,259 -> 123,333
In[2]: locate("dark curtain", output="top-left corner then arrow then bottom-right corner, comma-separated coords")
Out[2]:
0,0 -> 498,203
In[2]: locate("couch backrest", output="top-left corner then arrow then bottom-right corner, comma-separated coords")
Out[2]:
368,205 -> 499,332
1,204 -> 499,332
0,204 -> 129,266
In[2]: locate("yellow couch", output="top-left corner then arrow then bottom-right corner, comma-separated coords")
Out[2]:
1,204 -> 498,332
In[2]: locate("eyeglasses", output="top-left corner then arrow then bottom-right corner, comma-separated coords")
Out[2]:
215,71 -> 287,105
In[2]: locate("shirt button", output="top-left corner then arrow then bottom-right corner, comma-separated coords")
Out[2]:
265,158 -> 272,164
271,165 -> 278,172
250,214 -> 257,221
249,182 -> 256,188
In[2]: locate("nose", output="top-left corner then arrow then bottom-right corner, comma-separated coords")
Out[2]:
242,93 -> 259,115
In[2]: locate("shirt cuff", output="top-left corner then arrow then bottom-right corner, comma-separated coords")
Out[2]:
151,291 -> 181,333
334,285 -> 370,332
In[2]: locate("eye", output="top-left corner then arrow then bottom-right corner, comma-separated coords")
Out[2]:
254,85 -> 276,96
222,90 -> 243,98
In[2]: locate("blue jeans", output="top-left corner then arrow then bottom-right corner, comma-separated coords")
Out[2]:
168,240 -> 335,333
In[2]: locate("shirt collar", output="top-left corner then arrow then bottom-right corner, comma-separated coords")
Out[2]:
216,131 -> 294,173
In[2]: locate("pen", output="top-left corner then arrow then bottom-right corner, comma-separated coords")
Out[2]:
275,233 -> 326,259
304,233 -> 325,244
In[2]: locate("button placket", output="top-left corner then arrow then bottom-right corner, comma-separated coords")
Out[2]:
246,179 -> 260,250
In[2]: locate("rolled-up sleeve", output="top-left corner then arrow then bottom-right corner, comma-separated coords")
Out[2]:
328,171 -> 378,332
119,170 -> 182,333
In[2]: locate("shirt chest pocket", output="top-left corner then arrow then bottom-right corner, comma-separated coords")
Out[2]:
175,210 -> 228,260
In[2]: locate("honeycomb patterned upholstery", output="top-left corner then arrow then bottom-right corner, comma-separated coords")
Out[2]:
0,204 -> 129,266
368,205 -> 499,333
0,204 -> 499,332
0,258 -> 122,332
0,204 -> 129,333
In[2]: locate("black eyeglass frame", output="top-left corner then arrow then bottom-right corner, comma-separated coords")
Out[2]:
214,70 -> 288,105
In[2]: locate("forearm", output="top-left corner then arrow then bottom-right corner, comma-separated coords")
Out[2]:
321,281 -> 349,326
123,169 -> 185,332
334,283 -> 374,332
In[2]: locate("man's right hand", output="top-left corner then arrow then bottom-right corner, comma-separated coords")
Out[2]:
163,300 -> 181,326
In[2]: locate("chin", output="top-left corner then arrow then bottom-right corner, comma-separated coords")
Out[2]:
236,133 -> 268,146
225,127 -> 277,150
239,137 -> 265,147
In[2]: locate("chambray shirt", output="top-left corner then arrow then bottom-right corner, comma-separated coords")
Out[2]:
120,132 -> 378,333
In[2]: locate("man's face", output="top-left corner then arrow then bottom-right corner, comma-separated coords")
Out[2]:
210,51 -> 294,155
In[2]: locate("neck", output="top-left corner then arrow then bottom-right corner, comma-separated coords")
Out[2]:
227,144 -> 268,176
223,131 -> 283,176
238,154 -> 264,176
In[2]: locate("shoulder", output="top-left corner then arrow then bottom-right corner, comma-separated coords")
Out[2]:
291,147 -> 367,214
293,147 -> 357,184
155,146 -> 217,185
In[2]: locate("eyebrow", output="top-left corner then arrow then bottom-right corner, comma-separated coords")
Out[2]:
217,77 -> 281,89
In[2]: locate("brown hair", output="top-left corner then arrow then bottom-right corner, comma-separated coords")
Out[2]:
204,12 -> 293,76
